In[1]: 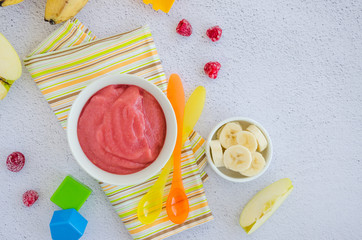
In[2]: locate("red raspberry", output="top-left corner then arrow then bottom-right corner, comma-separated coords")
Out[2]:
23,190 -> 39,207
206,26 -> 222,42
204,62 -> 221,79
6,152 -> 25,172
176,19 -> 192,37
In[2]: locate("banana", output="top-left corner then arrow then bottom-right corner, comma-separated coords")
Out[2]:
216,122 -> 241,140
247,125 -> 268,152
0,33 -> 22,100
236,131 -> 257,152
216,125 -> 224,139
210,140 -> 224,167
0,0 -> 23,7
219,122 -> 242,149
223,145 -> 252,172
45,0 -> 89,25
240,152 -> 266,177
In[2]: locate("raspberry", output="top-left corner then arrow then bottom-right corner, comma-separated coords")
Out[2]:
6,152 -> 25,172
23,190 -> 39,207
204,62 -> 221,79
176,19 -> 192,37
206,26 -> 222,42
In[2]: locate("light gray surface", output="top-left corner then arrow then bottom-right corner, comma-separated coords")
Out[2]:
0,0 -> 361,239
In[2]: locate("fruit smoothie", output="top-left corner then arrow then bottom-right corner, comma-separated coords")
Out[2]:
77,84 -> 167,175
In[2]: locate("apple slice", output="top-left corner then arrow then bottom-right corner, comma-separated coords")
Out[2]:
239,178 -> 293,234
0,33 -> 22,100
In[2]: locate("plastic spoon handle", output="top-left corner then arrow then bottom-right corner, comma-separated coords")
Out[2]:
182,86 -> 206,144
166,74 -> 189,224
167,74 -> 185,184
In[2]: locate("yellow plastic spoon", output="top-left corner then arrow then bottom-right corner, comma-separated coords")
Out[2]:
137,83 -> 206,225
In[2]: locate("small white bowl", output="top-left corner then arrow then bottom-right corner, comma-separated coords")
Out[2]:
206,117 -> 273,182
67,74 -> 177,186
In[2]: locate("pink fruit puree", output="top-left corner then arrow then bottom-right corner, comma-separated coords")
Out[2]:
77,84 -> 167,175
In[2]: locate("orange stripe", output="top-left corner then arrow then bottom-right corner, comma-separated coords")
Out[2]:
51,98 -> 74,108
102,184 -> 111,189
129,214 -> 170,234
73,33 -> 87,46
192,138 -> 205,153
42,50 -> 157,95
153,79 -> 165,86
133,65 -> 163,77
103,185 -> 119,192
189,201 -> 209,213
187,189 -> 204,197
50,98 -> 74,108
181,153 -> 193,161
122,214 -> 137,222
57,115 -> 68,121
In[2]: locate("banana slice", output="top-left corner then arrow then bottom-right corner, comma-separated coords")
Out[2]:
219,122 -> 243,148
216,125 -> 224,139
247,125 -> 268,152
236,131 -> 258,152
210,140 -> 224,167
223,145 -> 252,172
216,122 -> 241,140
240,152 -> 266,177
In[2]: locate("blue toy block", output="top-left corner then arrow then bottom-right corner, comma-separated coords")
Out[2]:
50,209 -> 88,240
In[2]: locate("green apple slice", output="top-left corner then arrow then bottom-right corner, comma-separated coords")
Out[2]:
0,32 -> 22,100
239,178 -> 293,234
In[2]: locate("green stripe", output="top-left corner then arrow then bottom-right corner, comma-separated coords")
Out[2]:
43,23 -> 74,53
30,22 -> 73,56
46,85 -> 86,101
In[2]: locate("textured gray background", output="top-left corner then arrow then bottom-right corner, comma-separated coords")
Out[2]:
1,0 -> 362,239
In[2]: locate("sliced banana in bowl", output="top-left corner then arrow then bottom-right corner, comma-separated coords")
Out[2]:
236,131 -> 258,152
247,125 -> 268,152
219,122 -> 242,148
224,145 -> 252,171
209,140 -> 224,167
240,152 -> 266,177
206,117 -> 272,182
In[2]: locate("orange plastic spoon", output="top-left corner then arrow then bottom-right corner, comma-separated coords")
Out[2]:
166,74 -> 189,224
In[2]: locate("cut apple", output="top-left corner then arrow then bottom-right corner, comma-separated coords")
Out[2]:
0,33 -> 22,100
239,178 -> 293,234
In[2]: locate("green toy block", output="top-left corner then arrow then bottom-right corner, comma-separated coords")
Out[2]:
51,175 -> 92,211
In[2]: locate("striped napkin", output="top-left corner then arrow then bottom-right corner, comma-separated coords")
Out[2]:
24,19 -> 213,240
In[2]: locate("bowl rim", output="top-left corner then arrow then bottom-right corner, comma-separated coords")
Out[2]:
67,73 -> 177,185
205,117 -> 273,183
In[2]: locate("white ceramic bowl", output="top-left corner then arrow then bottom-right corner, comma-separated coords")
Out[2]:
206,117 -> 273,182
67,74 -> 177,185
